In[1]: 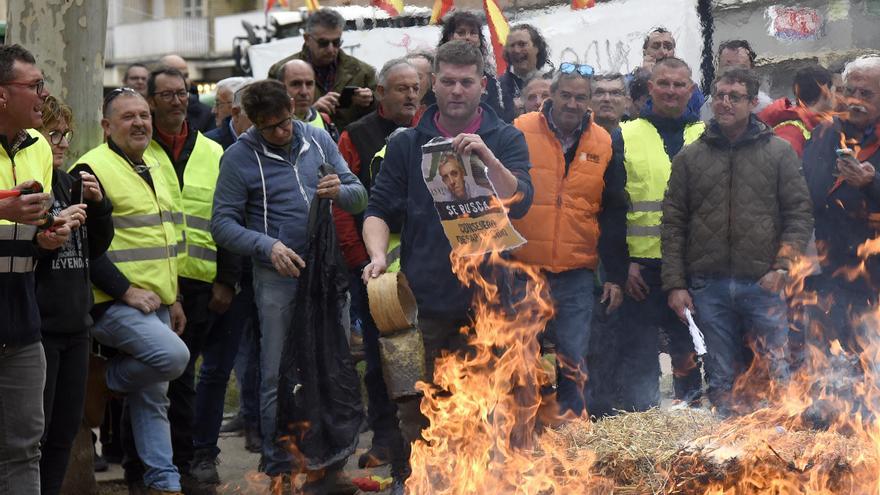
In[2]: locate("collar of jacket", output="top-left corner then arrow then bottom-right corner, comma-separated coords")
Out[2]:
703,114 -> 773,148
0,129 -> 36,158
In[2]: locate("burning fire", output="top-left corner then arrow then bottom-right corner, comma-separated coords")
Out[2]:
401,204 -> 880,493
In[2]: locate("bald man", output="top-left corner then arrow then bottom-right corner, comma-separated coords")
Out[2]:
160,54 -> 215,132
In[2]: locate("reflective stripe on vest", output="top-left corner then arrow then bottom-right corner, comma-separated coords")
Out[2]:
621,118 -> 705,259
176,133 -> 223,283
1,130 -> 53,273
73,143 -> 179,304
774,119 -> 811,141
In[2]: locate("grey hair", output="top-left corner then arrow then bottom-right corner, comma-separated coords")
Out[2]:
378,58 -> 416,87
406,50 -> 435,67
232,79 -> 255,108
306,8 -> 345,34
843,55 -> 880,83
592,73 -> 628,95
216,77 -> 251,98
549,69 -> 591,94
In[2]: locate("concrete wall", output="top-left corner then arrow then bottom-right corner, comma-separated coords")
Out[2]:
712,0 -> 880,98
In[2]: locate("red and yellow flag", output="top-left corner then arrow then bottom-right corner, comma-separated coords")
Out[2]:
483,0 -> 510,76
571,0 -> 596,9
373,0 -> 404,17
305,0 -> 320,12
430,0 -> 454,24
265,0 -> 290,12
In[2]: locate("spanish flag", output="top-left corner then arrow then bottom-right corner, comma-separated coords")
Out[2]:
571,0 -> 596,9
483,0 -> 510,76
430,0 -> 454,24
265,0 -> 290,12
305,0 -> 320,12
373,0 -> 404,17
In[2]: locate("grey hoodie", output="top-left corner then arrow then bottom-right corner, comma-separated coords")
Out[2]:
211,120 -> 366,267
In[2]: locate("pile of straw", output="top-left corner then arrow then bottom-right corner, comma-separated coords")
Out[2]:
558,408 -> 876,494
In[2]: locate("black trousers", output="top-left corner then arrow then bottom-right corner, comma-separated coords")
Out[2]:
40,331 -> 90,495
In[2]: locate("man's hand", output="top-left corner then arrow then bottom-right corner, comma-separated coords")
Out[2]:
121,287 -> 162,314
668,288 -> 694,323
314,92 -> 340,115
169,301 -> 186,335
271,241 -> 306,277
451,133 -> 499,170
36,218 -> 71,250
361,255 -> 388,285
316,174 -> 341,200
600,282 -> 623,314
80,172 -> 104,202
352,88 -> 373,108
758,269 -> 787,293
208,282 -> 235,315
0,181 -> 51,224
625,262 -> 649,301
58,204 -> 87,231
837,158 -> 875,188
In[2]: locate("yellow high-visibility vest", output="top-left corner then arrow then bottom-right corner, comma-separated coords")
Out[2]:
774,119 -> 811,141
73,143 -> 179,304
150,134 -> 224,283
0,130 -> 53,273
370,145 -> 401,272
621,118 -> 705,259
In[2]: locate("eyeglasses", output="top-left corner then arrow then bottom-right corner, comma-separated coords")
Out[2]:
713,92 -> 750,104
844,87 -> 876,101
153,90 -> 189,103
2,79 -> 45,95
102,87 -> 140,114
48,130 -> 73,145
258,116 -> 293,134
559,63 -> 595,77
315,37 -> 342,48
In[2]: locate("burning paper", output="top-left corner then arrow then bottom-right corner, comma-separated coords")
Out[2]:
421,138 -> 525,256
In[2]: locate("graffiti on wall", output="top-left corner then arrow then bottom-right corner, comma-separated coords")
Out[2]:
558,39 -> 634,74
766,5 -> 824,41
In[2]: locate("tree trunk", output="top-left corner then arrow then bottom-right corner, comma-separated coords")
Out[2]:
6,0 -> 108,159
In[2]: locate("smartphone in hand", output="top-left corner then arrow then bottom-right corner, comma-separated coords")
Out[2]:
338,86 -> 359,108
70,176 -> 84,205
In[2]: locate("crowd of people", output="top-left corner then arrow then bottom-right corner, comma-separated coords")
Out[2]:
2,6 -> 880,495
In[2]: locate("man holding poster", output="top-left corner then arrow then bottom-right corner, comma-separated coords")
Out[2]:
361,40 -> 533,489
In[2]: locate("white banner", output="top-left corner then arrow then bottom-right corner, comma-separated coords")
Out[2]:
248,0 -> 701,82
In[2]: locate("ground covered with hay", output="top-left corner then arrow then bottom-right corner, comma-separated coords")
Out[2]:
557,408 -> 877,494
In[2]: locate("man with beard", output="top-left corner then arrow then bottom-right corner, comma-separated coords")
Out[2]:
361,40 -> 533,494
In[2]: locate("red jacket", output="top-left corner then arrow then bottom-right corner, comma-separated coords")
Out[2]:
758,98 -> 823,158
333,131 -> 370,269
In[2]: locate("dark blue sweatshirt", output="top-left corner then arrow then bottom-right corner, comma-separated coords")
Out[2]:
365,103 -> 533,319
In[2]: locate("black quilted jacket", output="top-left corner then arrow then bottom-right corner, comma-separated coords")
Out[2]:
661,115 -> 813,291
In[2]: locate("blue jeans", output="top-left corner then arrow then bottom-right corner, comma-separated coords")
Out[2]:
92,303 -> 189,491
690,277 -> 789,412
0,341 -> 45,495
545,268 -> 595,416
193,283 -> 256,457
252,264 -> 298,476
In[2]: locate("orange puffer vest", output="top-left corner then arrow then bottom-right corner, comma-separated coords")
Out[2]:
512,111 -> 612,272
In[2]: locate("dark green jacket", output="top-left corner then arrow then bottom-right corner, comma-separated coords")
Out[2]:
268,48 -> 377,131
661,115 -> 813,291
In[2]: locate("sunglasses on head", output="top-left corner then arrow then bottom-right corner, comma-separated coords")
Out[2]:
315,37 -> 342,48
102,87 -> 140,113
559,62 -> 595,77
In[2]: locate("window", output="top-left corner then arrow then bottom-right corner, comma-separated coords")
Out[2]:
183,0 -> 204,18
